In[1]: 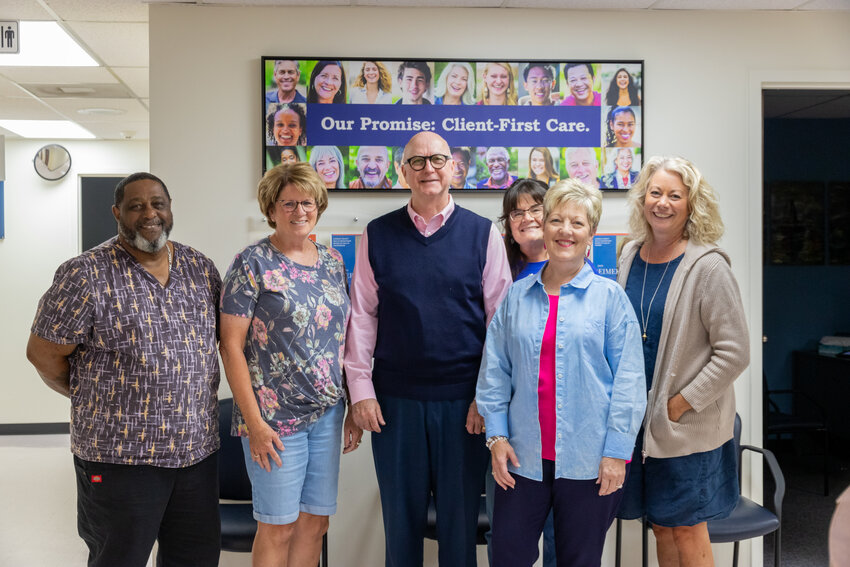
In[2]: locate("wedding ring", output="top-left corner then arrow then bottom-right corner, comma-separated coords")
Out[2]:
252,453 -> 260,459
616,484 -> 623,489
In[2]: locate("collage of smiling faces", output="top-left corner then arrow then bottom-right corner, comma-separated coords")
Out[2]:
264,60 -> 643,190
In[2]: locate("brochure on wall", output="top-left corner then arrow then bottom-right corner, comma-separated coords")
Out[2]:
331,233 -> 360,286
591,233 -> 627,281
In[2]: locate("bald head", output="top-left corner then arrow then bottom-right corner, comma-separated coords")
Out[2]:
403,131 -> 450,161
402,132 -> 455,202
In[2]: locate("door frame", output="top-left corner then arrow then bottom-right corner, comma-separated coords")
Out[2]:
746,68 -> 850,567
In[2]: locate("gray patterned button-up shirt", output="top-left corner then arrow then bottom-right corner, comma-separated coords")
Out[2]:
32,237 -> 221,467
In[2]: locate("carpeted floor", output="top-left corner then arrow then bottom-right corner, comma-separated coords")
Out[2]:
763,438 -> 850,567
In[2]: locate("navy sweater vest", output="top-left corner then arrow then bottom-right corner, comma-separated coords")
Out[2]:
367,205 -> 490,401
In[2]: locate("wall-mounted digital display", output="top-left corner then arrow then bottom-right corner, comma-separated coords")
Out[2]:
262,57 -> 643,192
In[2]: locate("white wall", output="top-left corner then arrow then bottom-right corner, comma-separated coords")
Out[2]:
0,139 -> 149,423
0,5 -> 825,567
148,5 -> 850,566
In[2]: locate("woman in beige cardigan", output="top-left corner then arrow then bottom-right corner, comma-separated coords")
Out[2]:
615,156 -> 749,567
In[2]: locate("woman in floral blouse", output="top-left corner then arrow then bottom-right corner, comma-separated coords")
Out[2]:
220,162 -> 361,567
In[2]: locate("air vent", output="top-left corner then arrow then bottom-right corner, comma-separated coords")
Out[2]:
20,83 -> 134,99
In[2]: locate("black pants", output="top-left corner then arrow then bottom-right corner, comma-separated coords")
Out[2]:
492,459 -> 628,567
74,452 -> 220,567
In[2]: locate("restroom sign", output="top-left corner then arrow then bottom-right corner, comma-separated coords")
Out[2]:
0,21 -> 19,54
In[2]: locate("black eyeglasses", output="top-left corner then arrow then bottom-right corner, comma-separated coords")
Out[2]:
508,204 -> 544,221
405,154 -> 450,171
276,199 -> 317,212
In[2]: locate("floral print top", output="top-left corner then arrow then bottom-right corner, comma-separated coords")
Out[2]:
220,238 -> 349,437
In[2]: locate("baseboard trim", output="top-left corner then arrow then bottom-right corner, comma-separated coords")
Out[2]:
0,422 -> 70,435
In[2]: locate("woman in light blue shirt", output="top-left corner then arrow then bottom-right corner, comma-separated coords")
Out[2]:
477,178 -> 645,566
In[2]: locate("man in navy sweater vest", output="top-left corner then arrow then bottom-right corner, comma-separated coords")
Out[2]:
346,132 -> 512,566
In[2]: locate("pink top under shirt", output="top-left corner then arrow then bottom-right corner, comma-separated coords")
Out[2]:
344,195 -> 513,404
539,294 -> 559,461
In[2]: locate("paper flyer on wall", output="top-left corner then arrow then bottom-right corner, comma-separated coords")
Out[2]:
591,233 -> 627,281
331,233 -> 360,287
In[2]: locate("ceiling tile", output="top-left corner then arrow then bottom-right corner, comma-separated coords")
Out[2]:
48,97 -> 149,121
0,75 -> 28,97
45,0 -> 149,22
354,0 -> 499,5
201,0 -> 350,4
66,22 -> 148,67
651,0 -> 803,8
506,0 -> 653,7
111,67 -> 148,98
0,66 -> 117,84
0,97 -> 65,120
75,120 -> 149,140
1,0 -> 53,20
800,0 -> 850,9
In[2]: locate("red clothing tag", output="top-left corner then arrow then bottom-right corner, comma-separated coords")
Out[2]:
91,474 -> 102,483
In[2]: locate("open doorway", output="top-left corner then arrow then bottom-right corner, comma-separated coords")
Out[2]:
761,88 -> 850,567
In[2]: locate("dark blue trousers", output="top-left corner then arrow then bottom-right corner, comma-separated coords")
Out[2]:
492,459 -> 628,567
372,394 -> 488,567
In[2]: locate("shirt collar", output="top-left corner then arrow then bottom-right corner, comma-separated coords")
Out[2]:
528,260 -> 594,294
407,194 -> 454,229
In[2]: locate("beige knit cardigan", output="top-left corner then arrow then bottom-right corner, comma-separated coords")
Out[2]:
617,239 -> 750,459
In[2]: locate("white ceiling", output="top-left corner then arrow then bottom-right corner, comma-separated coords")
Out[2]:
1,0 -> 848,141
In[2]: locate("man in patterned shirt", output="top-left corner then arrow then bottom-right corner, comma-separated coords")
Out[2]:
26,172 -> 222,567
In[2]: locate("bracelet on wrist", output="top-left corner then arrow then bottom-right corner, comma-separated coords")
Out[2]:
485,435 -> 508,450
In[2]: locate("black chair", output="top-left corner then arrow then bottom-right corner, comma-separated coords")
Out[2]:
615,414 -> 784,567
218,397 -> 258,553
218,397 -> 329,566
764,372 -> 829,496
707,413 -> 785,567
424,493 -> 489,545
614,517 -> 649,567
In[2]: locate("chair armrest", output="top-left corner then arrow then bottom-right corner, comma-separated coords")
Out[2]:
741,444 -> 785,520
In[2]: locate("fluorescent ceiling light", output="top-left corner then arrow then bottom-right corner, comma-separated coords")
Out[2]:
0,120 -> 95,139
0,22 -> 98,67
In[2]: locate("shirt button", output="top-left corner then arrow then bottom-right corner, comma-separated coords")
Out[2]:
557,374 -> 563,379
558,404 -> 563,409
558,344 -> 563,349
558,433 -> 562,439
559,317 -> 564,322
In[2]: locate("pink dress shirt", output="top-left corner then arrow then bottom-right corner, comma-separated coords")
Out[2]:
345,196 -> 512,404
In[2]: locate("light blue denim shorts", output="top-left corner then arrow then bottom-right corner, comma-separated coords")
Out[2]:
241,401 -> 344,525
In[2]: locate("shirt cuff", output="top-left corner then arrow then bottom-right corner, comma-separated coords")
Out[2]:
347,378 -> 377,405
483,412 -> 509,439
602,429 -> 636,461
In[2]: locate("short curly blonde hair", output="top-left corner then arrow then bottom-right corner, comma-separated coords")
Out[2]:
258,162 -> 328,228
544,178 -> 603,233
627,156 -> 724,245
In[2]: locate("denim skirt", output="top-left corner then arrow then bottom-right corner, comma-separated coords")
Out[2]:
616,428 -> 738,527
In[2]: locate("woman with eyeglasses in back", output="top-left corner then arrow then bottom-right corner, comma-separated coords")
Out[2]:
219,162 -> 362,567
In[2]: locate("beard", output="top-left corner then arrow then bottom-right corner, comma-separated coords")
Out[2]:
118,220 -> 172,253
361,172 -> 386,188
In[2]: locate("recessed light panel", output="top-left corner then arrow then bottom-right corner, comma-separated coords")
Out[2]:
0,119 -> 96,139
